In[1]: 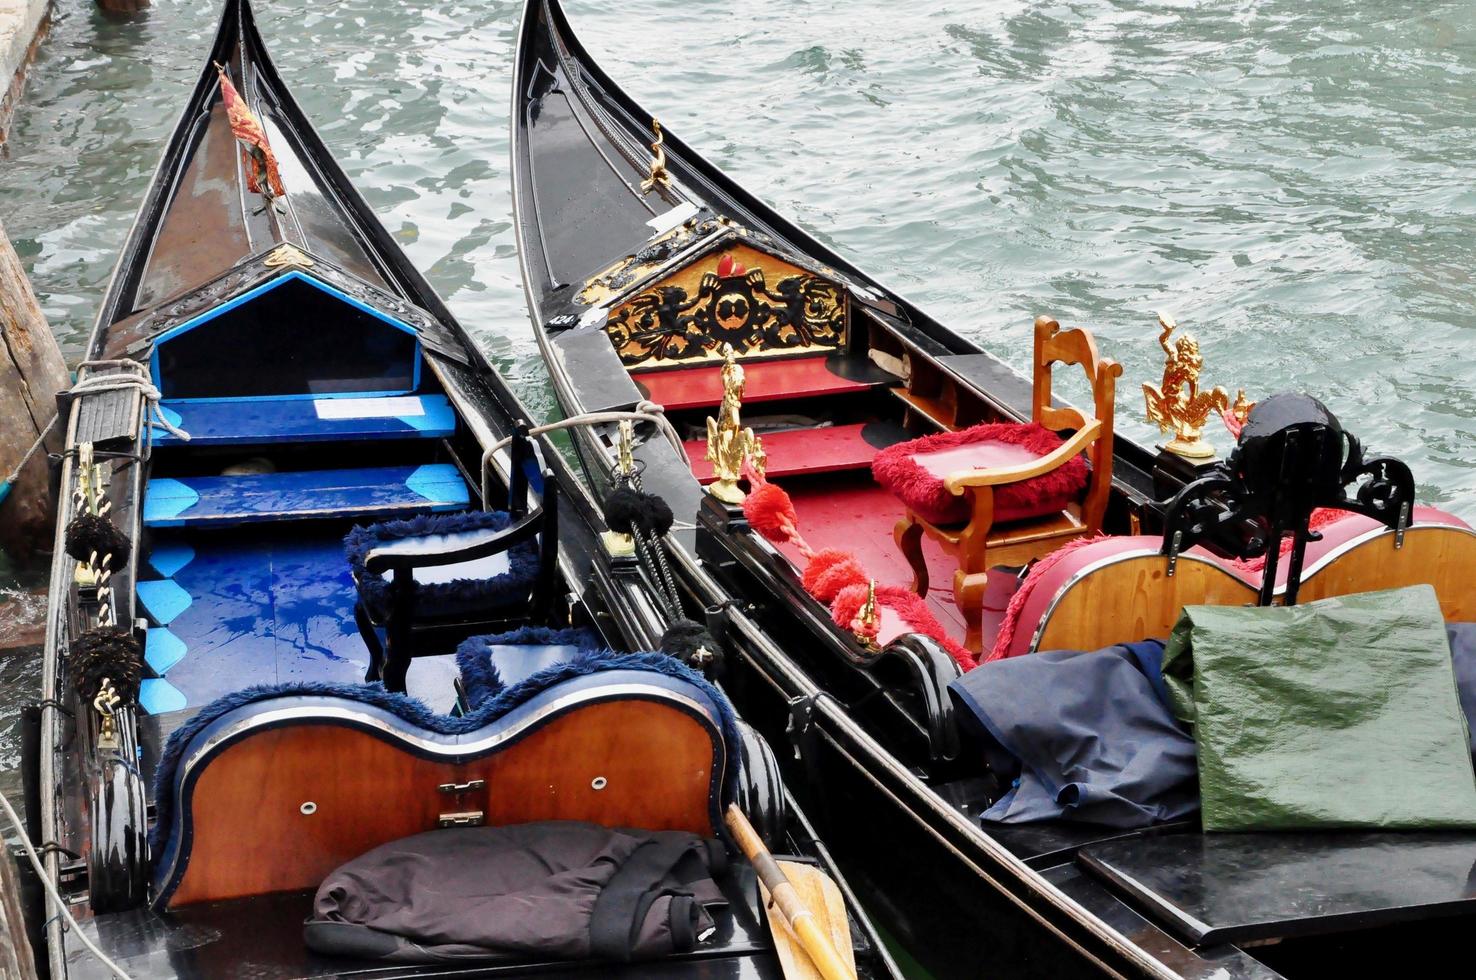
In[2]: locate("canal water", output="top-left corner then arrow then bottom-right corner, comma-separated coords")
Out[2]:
0,0 -> 1473,923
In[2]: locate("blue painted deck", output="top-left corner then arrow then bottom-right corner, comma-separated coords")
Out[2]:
152,394 -> 456,446
138,531 -> 372,712
143,463 -> 469,528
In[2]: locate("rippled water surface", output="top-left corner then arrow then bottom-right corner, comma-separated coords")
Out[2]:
1,0 -> 1474,895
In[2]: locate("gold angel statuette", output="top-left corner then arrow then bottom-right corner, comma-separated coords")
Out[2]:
705,344 -> 764,503
1142,313 -> 1229,459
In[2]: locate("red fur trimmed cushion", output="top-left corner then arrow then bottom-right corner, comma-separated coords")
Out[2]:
830,582 -> 977,672
872,422 -> 1088,526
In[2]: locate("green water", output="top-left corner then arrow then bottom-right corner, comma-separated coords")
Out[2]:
1,0 -> 1474,951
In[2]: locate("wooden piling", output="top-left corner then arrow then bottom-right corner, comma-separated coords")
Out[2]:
0,219 -> 67,563
0,842 -> 39,980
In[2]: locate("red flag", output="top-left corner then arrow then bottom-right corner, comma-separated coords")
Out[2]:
215,64 -> 286,199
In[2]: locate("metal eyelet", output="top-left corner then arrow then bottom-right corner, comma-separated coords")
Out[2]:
300,801 -> 318,815
590,777 -> 608,791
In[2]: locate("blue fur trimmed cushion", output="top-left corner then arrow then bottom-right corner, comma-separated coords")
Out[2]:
455,625 -> 602,708
148,648 -> 742,851
344,510 -> 539,621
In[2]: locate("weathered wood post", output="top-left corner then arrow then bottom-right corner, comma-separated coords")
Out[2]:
0,843 -> 39,980
0,219 -> 68,562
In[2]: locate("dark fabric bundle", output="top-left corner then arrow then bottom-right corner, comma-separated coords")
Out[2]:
604,487 -> 674,537
950,641 -> 1199,828
304,822 -> 728,963
70,626 -> 143,704
64,513 -> 131,571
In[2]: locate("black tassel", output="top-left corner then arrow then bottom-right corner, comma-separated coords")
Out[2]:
605,487 -> 675,537
661,618 -> 723,677
70,627 -> 143,705
63,513 -> 131,571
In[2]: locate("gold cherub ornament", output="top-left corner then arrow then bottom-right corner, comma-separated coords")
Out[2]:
705,344 -> 765,504
1143,313 -> 1230,459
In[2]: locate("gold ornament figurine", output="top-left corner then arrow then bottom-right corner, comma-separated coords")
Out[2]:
704,344 -> 764,504
1142,313 -> 1230,459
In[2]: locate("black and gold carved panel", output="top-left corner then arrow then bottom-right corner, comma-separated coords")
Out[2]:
604,243 -> 846,366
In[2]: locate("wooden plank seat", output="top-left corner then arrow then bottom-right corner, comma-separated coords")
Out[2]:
151,393 -> 456,446
685,420 -> 909,483
636,353 -> 895,412
142,463 -> 469,528
148,662 -> 734,908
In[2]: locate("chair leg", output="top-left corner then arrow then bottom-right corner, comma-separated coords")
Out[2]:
894,513 -> 929,596
953,569 -> 990,654
354,602 -> 384,682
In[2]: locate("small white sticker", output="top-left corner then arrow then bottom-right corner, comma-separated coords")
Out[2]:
314,396 -> 424,420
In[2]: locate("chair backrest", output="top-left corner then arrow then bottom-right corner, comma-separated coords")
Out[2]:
151,667 -> 733,909
1031,315 -> 1122,527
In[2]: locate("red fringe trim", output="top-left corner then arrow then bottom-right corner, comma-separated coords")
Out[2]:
830,583 -> 977,672
984,533 -> 1107,663
802,549 -> 869,603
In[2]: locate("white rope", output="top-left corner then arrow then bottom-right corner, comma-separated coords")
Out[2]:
2,413 -> 58,486
72,360 -> 190,443
480,401 -> 688,505
0,786 -> 133,979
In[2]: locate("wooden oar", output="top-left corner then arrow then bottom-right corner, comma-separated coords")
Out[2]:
725,803 -> 857,980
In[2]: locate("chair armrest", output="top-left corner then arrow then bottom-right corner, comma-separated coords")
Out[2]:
942,419 -> 1102,495
364,510 -> 543,575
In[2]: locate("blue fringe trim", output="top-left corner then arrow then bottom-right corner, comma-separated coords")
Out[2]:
455,625 -> 602,708
150,649 -> 742,850
344,511 -> 539,619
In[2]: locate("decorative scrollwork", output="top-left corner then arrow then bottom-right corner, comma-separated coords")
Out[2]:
606,246 -> 846,366
1143,313 -> 1230,459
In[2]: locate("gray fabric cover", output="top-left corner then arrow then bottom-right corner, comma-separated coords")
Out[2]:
950,642 -> 1200,828
305,821 -> 727,963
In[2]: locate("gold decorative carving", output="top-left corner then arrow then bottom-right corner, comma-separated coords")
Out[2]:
1142,313 -> 1229,459
704,344 -> 764,504
640,119 -> 671,194
578,221 -> 701,307
605,243 -> 846,366
1221,388 -> 1256,440
263,243 -> 315,269
853,580 -> 880,651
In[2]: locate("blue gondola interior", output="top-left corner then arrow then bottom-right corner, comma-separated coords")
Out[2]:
138,268 -> 470,715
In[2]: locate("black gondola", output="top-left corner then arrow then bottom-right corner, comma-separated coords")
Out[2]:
22,2 -> 898,977
509,0 -> 1476,977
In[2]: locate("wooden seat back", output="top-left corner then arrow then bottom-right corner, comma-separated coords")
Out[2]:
152,669 -> 730,908
1031,316 -> 1123,528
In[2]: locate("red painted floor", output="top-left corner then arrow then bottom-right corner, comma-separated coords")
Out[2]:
771,474 -> 1016,654
636,355 -> 873,411
686,423 -> 887,483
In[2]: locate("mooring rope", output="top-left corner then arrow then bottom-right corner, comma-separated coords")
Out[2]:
0,786 -> 133,978
479,401 -> 687,506
72,360 -> 190,443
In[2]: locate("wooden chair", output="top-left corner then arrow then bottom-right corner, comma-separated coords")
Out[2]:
889,316 -> 1121,651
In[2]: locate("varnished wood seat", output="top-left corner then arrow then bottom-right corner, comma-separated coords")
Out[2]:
150,662 -> 735,909
882,316 -> 1122,652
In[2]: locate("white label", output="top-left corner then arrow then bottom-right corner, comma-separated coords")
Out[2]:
314,396 -> 424,420
646,201 -> 698,234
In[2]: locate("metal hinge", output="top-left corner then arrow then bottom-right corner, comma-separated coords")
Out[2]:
437,779 -> 486,794
437,811 -> 485,828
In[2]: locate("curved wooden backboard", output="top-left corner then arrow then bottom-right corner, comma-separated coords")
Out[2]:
1032,553 -> 1256,654
164,697 -> 719,907
1295,524 -> 1476,620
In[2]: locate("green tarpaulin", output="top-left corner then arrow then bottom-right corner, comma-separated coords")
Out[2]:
1163,584 -> 1476,832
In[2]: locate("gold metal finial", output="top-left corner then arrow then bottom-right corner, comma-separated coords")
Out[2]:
640,119 -> 672,194
94,677 -> 121,750
616,420 -> 635,477
853,579 -> 880,650
263,243 -> 315,269
704,344 -> 763,504
1142,312 -> 1230,459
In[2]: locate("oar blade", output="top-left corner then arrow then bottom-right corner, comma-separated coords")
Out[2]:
761,860 -> 856,980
